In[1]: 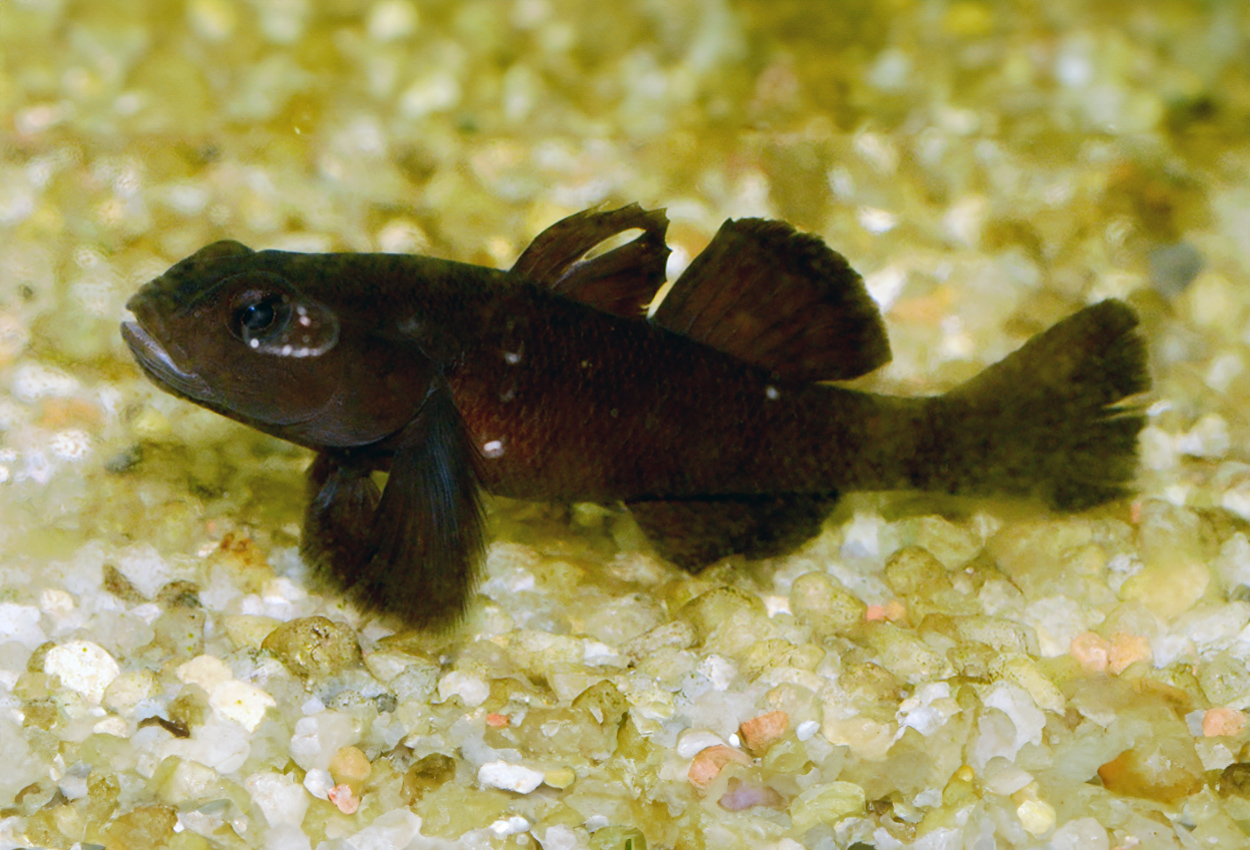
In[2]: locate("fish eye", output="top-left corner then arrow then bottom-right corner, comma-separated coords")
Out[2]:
221,278 -> 339,358
231,292 -> 290,344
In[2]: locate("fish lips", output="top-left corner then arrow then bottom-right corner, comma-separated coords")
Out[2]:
121,303 -> 217,403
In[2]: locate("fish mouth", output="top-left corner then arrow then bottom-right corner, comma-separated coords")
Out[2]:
121,319 -> 216,402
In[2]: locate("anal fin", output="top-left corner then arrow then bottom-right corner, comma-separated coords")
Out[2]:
626,494 -> 834,571
653,219 -> 889,382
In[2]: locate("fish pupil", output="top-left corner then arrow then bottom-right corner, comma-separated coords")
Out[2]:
241,301 -> 275,332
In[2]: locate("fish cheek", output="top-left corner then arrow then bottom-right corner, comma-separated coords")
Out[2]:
184,329 -> 340,430
301,342 -> 440,447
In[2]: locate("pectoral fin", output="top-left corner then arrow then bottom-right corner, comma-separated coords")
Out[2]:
512,204 -> 670,318
626,494 -> 834,571
303,452 -> 381,575
302,384 -> 485,629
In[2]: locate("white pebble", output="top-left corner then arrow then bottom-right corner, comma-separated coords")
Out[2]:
867,47 -> 911,91
538,825 -> 581,850
972,683 -> 1045,768
368,0 -> 418,41
696,654 -> 736,691
1223,482 -> 1250,522
857,206 -> 897,234
263,825 -> 312,850
0,717 -> 44,806
1049,817 -> 1110,850
92,716 -> 129,737
178,654 -> 233,692
795,720 -> 820,741
489,816 -> 531,836
895,682 -> 957,738
38,588 -> 74,618
438,671 -> 489,707
343,810 -> 422,850
1206,352 -> 1243,393
303,768 -> 334,800
676,729 -> 726,759
841,512 -> 882,559
49,429 -> 91,460
44,640 -> 120,703
478,761 -> 545,794
187,0 -> 237,41
399,72 -> 461,119
161,717 -> 250,773
581,640 -> 622,666
1017,799 -> 1056,837
11,363 -> 79,402
211,679 -> 277,732
290,711 -> 361,771
0,603 -> 45,647
1176,413 -> 1230,458
363,650 -> 419,683
981,756 -> 1034,796
114,544 -> 173,598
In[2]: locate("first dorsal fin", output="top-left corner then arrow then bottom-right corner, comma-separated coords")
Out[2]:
511,204 -> 670,318
652,219 -> 890,382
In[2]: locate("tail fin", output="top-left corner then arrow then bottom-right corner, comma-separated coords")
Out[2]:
925,300 -> 1149,509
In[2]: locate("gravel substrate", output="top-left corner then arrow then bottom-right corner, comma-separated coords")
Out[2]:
2,1 -> 1250,848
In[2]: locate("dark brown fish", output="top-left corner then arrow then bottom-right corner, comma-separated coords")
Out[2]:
121,205 -> 1149,628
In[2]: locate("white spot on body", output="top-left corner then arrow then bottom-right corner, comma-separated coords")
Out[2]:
765,386 -> 780,400
503,351 -> 521,365
483,440 -> 504,458
249,339 -> 260,349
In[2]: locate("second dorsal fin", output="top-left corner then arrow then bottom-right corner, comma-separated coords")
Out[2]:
511,204 -> 671,318
652,219 -> 890,382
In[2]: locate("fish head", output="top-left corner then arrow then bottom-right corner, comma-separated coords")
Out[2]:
122,240 -> 435,449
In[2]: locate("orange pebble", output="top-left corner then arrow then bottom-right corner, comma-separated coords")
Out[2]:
1203,708 -> 1246,738
1070,632 -> 1110,674
39,398 -> 102,429
327,784 -> 360,814
329,745 -> 372,788
865,605 -> 886,622
1108,633 -> 1152,675
486,713 -> 510,727
739,710 -> 790,755
688,745 -> 751,790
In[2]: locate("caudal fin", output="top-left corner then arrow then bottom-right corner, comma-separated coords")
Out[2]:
927,300 -> 1149,509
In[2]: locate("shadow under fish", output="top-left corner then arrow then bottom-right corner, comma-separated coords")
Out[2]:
121,205 -> 1150,629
